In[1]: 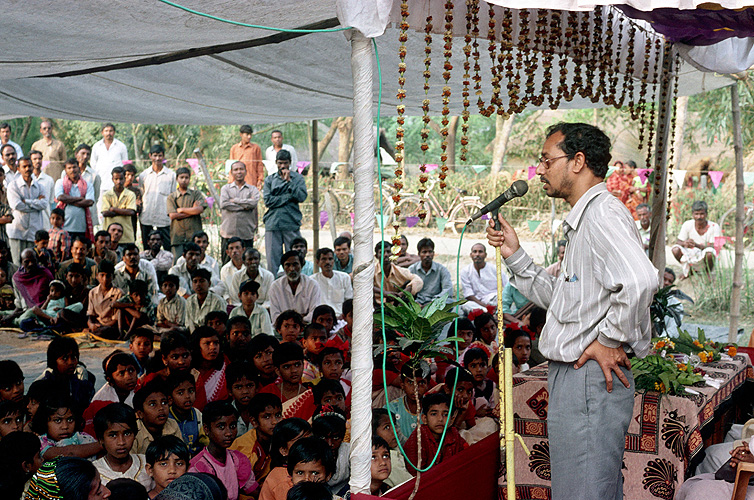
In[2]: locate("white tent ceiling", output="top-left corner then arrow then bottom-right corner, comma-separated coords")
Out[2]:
0,0 -> 738,124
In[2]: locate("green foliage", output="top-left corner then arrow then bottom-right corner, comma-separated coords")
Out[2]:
650,286 -> 685,337
631,354 -> 704,395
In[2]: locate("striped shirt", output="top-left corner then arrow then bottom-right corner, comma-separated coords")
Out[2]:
505,183 -> 658,362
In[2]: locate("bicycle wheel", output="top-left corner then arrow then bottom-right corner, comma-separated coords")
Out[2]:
718,203 -> 754,249
449,198 -> 485,235
395,196 -> 430,228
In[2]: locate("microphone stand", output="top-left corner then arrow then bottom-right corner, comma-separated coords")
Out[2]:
492,208 -> 520,500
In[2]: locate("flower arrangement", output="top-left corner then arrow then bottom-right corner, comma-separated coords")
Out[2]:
632,354 -> 705,395
654,328 -> 738,363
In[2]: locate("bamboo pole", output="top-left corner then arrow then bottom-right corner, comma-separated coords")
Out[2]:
728,81 -> 745,343
312,120 -> 320,273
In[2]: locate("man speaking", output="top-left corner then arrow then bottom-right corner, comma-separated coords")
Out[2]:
487,122 -> 658,500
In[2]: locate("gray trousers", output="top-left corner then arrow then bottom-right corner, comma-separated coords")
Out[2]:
265,229 -> 301,274
10,238 -> 34,265
548,360 -> 634,500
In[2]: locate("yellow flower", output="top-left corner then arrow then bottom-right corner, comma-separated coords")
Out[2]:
693,340 -> 703,348
728,346 -> 738,356
678,363 -> 687,371
655,340 -> 666,349
699,352 -> 708,363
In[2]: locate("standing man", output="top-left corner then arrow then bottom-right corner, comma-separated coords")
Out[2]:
486,122 -> 658,500
262,150 -> 307,273
101,167 -> 137,245
91,123 -> 129,193
167,168 -> 207,260
459,243 -> 504,314
139,144 -> 175,251
220,160 -> 259,263
229,125 -> 264,189
7,157 -> 48,263
264,130 -> 298,176
0,123 -> 23,163
74,144 -> 101,203
30,149 -> 55,228
1,144 -> 19,187
54,159 -> 95,241
31,121 -> 67,181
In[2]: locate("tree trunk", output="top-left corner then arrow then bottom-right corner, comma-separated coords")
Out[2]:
19,117 -> 32,145
337,117 -> 354,179
672,95 -> 688,168
447,116 -> 459,171
491,115 -> 515,175
317,118 -> 341,161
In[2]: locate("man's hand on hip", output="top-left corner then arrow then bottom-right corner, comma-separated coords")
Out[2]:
574,339 -> 631,393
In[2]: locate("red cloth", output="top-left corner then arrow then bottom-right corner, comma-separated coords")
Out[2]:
352,433 -> 498,500
57,174 -> 93,241
259,383 -> 316,421
194,359 -> 229,412
13,265 -> 53,307
403,424 -> 469,476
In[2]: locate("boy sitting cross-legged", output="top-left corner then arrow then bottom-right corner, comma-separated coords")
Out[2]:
145,435 -> 189,499
403,392 -> 468,475
231,393 -> 283,485
189,401 -> 258,500
92,402 -> 153,489
133,379 -> 183,454
156,274 -> 187,335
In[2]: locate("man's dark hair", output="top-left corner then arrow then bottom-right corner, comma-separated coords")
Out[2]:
280,250 -> 304,267
34,229 -> 49,242
102,123 -> 116,132
274,309 -> 305,331
94,230 -> 110,242
148,230 -> 163,241
315,247 -> 334,261
0,144 -> 15,156
286,482 -> 332,500
545,122 -> 611,178
149,144 -> 165,155
276,149 -> 292,162
342,299 -> 353,317
333,236 -> 350,249
145,435 -> 190,466
190,268 -> 212,282
107,222 -> 124,232
133,379 -> 168,412
123,163 -> 137,174
93,402 -> 137,440
312,379 -> 345,406
240,125 -> 253,135
74,143 -> 92,155
291,237 -> 307,250
249,393 -> 282,420
271,129 -> 283,136
664,267 -> 676,281
0,123 -> 10,132
72,235 -> 91,248
122,243 -> 139,254
111,166 -> 125,177
192,231 -> 209,242
416,237 -> 434,252
286,436 -> 336,477
175,167 -> 191,177
374,240 -> 391,256
51,207 -> 65,219
29,149 -> 42,158
227,236 -> 243,246
64,157 -> 78,168
272,342 -> 304,367
183,242 -> 201,255
421,392 -> 450,415
243,247 -> 261,261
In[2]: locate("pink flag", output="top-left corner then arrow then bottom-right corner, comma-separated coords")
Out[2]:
637,169 -> 653,184
714,236 -> 728,255
319,211 -> 328,229
297,161 -> 310,173
406,216 -> 419,228
122,160 -> 133,166
481,214 -> 490,220
205,197 -> 214,209
708,171 -> 724,189
425,164 -> 438,172
350,212 -> 354,228
528,166 -> 536,180
186,158 -> 200,174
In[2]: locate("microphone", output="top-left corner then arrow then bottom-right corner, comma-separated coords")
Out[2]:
466,180 -> 529,225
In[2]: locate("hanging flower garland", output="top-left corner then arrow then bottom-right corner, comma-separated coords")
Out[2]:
417,15 -> 433,224
519,9 -> 536,109
644,38 -> 662,170
392,1 -> 410,258
478,3 -> 497,117
666,51 -> 682,220
549,10 -> 564,109
637,35 -> 653,147
600,8 -> 614,105
439,0 -> 454,192
578,11 -> 592,98
460,0 -> 478,162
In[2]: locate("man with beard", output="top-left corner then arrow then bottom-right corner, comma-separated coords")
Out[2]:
73,144 -> 101,203
459,243 -> 504,315
228,247 -> 274,308
311,247 -> 352,317
408,238 -> 453,306
114,243 -> 159,304
1,144 -> 19,187
0,123 -> 23,164
486,122 -> 657,500
140,230 -> 173,283
268,250 -> 321,324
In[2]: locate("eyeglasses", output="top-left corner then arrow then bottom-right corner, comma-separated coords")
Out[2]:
537,154 -> 571,168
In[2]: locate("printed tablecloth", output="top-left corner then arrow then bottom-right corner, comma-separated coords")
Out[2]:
502,355 -> 752,500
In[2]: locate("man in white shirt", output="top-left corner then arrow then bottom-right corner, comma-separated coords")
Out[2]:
311,247 -> 353,317
264,130 -> 298,176
91,123 -> 129,193
7,157 -> 48,263
139,144 -> 175,250
229,247 -> 274,307
1,144 -> 20,188
459,243 -> 505,314
0,123 -> 23,165
269,250 -> 321,324
221,237 -> 245,298
30,150 -> 55,228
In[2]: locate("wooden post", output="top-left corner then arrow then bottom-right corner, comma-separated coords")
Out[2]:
193,148 -> 220,217
312,120 -> 320,273
729,81 -> 745,343
649,44 -> 675,276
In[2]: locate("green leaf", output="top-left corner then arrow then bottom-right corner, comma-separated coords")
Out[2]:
420,294 -> 448,319
426,310 -> 459,328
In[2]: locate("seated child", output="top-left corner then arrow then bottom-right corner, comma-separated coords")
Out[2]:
372,408 -> 412,488
0,274 -> 17,327
311,304 -> 338,336
286,482 -> 333,500
166,370 -> 207,456
19,280 -> 81,333
0,359 -> 25,403
226,361 -> 258,436
313,379 -> 347,417
259,423 -> 326,500
312,408 -> 349,494
384,364 -> 430,445
225,317 -> 253,362
133,380 -> 183,454
320,347 -> 350,400
156,275 -> 187,334
230,280 -> 273,336
0,399 -> 26,437
92,402 -> 153,488
191,326 -> 229,411
145,435 -> 189,499
130,329 -> 154,377
38,336 -> 95,414
87,260 -> 123,340
231,393 -> 284,484
205,310 -> 229,340
24,381 -> 49,433
115,279 -> 157,338
188,401 -> 258,500
403,393 -> 468,474
92,351 -> 139,405
338,436 -> 392,498
141,332 -> 194,385
249,334 -> 280,388
286,437 -> 336,494
463,347 -> 496,418
32,394 -> 102,460
503,326 -> 532,372
275,310 -> 304,344
0,431 -> 43,499
331,299 -> 353,344
260,343 -> 315,421
434,318 -> 475,383
48,207 -> 71,263
185,268 -> 226,332
301,323 -> 328,383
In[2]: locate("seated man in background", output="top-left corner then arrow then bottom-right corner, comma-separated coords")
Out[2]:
140,230 -> 174,283
312,247 -> 352,317
545,240 -> 566,277
408,238 -> 452,305
373,241 -> 422,304
333,236 -> 353,274
269,250 -> 321,324
459,243 -> 503,315
635,203 -> 651,252
394,235 -> 420,268
228,247 -> 274,308
276,237 -> 313,277
671,200 -> 721,278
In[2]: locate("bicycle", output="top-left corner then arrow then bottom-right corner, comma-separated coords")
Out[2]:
395,178 -> 486,234
718,201 -> 754,249
324,181 -> 397,229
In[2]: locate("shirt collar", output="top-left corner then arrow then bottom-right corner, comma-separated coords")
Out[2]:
563,183 -> 607,234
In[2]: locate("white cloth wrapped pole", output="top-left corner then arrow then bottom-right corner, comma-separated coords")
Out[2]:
347,29 -> 375,495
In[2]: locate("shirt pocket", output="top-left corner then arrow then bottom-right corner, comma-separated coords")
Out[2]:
549,280 -> 583,324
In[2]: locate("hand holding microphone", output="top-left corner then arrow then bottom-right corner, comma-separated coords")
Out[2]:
477,180 -> 529,259
466,180 -> 529,225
